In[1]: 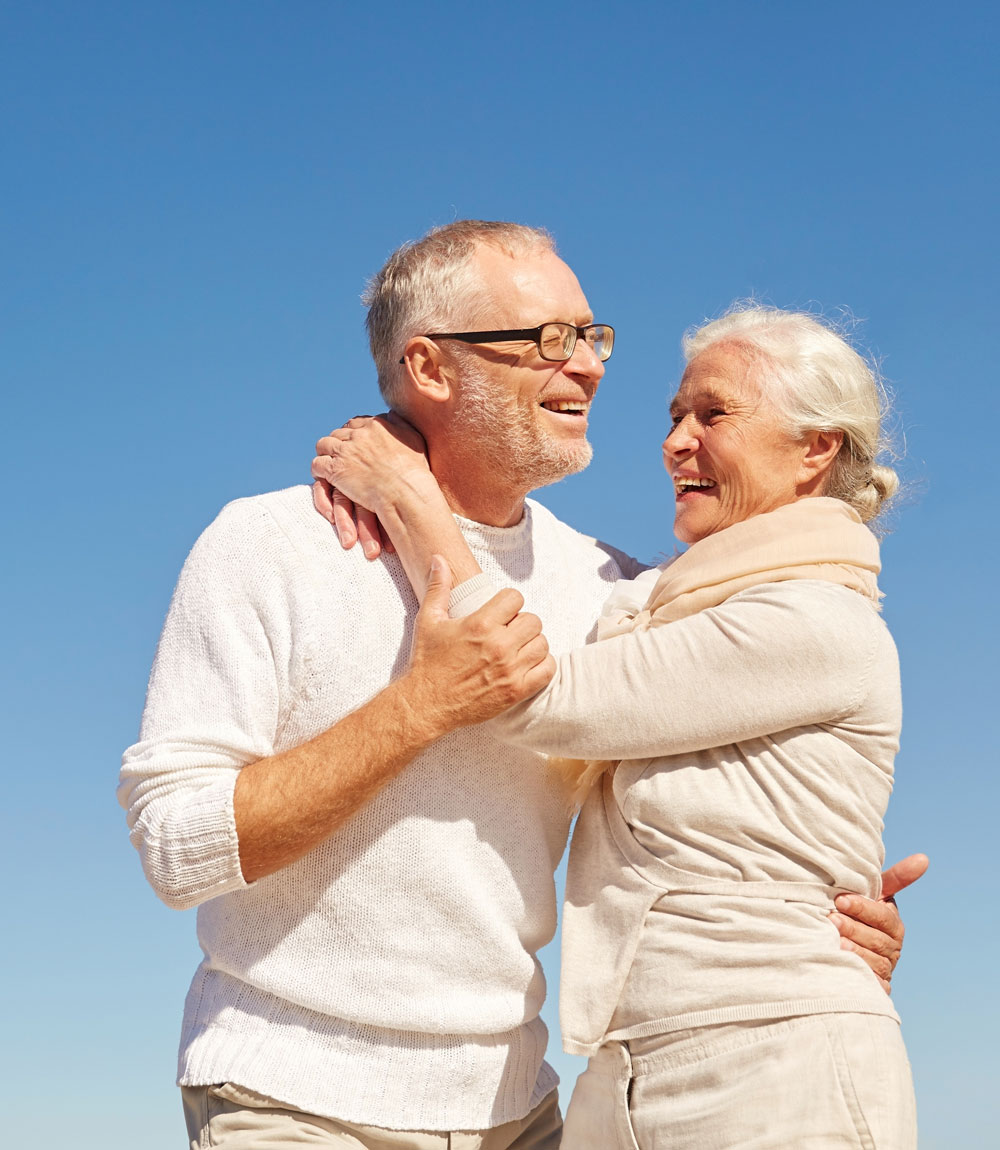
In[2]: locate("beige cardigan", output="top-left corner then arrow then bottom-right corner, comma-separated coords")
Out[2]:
487,578 -> 901,1055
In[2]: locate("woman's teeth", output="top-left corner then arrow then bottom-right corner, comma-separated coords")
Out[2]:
675,477 -> 716,492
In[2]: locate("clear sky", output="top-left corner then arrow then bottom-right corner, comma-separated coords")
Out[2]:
2,3 -> 996,1147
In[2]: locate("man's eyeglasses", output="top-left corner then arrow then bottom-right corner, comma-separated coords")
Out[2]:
399,322 -> 615,364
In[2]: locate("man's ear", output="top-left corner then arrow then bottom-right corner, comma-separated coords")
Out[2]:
400,338 -> 454,405
797,428 -> 844,492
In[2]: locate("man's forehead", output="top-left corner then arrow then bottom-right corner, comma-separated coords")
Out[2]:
472,244 -> 593,322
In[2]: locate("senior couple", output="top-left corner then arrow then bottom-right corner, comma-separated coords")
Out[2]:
121,220 -> 923,1148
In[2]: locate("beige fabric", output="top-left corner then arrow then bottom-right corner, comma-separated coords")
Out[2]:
602,496 -> 881,636
552,497 -> 883,800
488,577 -> 901,1052
561,1015 -> 916,1150
182,1082 -> 562,1149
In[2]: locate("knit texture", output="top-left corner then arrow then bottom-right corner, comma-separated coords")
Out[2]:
119,485 -> 639,1129
488,577 -> 902,1055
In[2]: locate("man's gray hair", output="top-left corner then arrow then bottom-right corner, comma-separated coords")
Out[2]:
364,220 -> 556,405
683,305 -> 900,526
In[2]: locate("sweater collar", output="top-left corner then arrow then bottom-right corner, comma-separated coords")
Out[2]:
453,502 -> 534,553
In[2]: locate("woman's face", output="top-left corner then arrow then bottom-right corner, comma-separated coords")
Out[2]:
663,344 -> 814,545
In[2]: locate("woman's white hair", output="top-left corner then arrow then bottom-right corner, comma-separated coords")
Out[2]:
364,220 -> 555,406
682,305 -> 900,525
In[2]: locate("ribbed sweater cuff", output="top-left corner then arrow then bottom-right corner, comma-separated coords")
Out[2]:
142,773 -> 249,907
449,573 -> 498,618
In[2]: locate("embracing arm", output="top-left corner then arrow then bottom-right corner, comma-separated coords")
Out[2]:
490,580 -> 884,760
119,502 -> 552,907
832,853 -> 929,992
233,563 -> 550,882
311,425 -> 926,983
312,415 -> 484,600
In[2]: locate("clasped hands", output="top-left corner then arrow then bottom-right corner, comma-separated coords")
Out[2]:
312,412 -> 428,558
310,412 -> 928,993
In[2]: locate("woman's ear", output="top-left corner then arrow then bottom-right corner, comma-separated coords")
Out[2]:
797,429 -> 844,492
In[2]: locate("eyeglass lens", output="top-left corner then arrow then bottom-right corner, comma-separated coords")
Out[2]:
539,323 -> 614,362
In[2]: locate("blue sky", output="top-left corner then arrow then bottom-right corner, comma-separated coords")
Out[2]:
2,3 -> 997,1146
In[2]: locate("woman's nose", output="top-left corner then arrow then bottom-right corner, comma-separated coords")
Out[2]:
663,417 -> 699,461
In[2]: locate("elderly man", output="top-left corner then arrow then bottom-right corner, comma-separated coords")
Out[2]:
120,220 -> 916,1149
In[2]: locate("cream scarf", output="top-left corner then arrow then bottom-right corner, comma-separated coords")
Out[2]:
552,497 -> 883,804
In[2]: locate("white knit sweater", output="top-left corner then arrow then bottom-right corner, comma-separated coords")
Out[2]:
119,485 -> 638,1130
487,579 -> 902,1055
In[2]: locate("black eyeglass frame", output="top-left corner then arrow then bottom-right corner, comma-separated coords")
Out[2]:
397,322 -> 615,364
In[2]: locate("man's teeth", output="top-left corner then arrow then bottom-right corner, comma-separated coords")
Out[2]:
675,477 -> 716,491
541,401 -> 588,412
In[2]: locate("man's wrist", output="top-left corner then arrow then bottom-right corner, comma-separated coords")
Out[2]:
384,673 -> 450,749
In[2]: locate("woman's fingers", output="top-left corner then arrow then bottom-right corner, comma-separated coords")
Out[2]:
312,478 -> 336,525
332,489 -> 359,549
355,505 -> 383,559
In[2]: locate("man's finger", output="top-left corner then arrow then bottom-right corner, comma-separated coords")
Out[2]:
473,588 -> 526,626
879,853 -> 929,900
829,906 -> 901,957
838,935 -> 894,984
833,889 -> 904,943
505,611 -> 545,647
517,634 -> 551,669
418,556 -> 453,622
522,653 -> 557,696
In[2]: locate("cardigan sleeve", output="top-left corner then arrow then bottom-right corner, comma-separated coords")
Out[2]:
490,580 -> 888,760
118,499 -> 300,910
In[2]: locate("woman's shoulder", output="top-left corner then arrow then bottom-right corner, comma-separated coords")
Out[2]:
724,578 -> 891,644
730,576 -> 883,615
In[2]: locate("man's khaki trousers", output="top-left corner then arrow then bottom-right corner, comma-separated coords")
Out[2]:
181,1081 -> 562,1149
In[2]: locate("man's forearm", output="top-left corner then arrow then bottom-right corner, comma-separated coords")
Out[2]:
233,676 -> 443,883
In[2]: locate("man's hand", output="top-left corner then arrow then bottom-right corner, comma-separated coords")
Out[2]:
829,853 -> 929,993
312,413 -> 429,559
401,556 -> 556,738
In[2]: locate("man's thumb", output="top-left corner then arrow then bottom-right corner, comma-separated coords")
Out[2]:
420,555 -> 453,618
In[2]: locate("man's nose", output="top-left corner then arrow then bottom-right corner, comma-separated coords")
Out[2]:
564,338 -> 606,386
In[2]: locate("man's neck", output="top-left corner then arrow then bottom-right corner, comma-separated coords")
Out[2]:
429,456 -> 529,528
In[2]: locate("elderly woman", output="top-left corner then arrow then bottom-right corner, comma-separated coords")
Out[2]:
317,306 -> 917,1148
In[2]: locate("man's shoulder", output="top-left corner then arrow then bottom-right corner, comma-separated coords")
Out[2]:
211,484 -> 314,531
525,498 -> 646,581
195,485 -> 331,552
181,485 -> 339,585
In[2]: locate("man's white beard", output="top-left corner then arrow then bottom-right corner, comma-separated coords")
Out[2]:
451,361 -> 593,493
